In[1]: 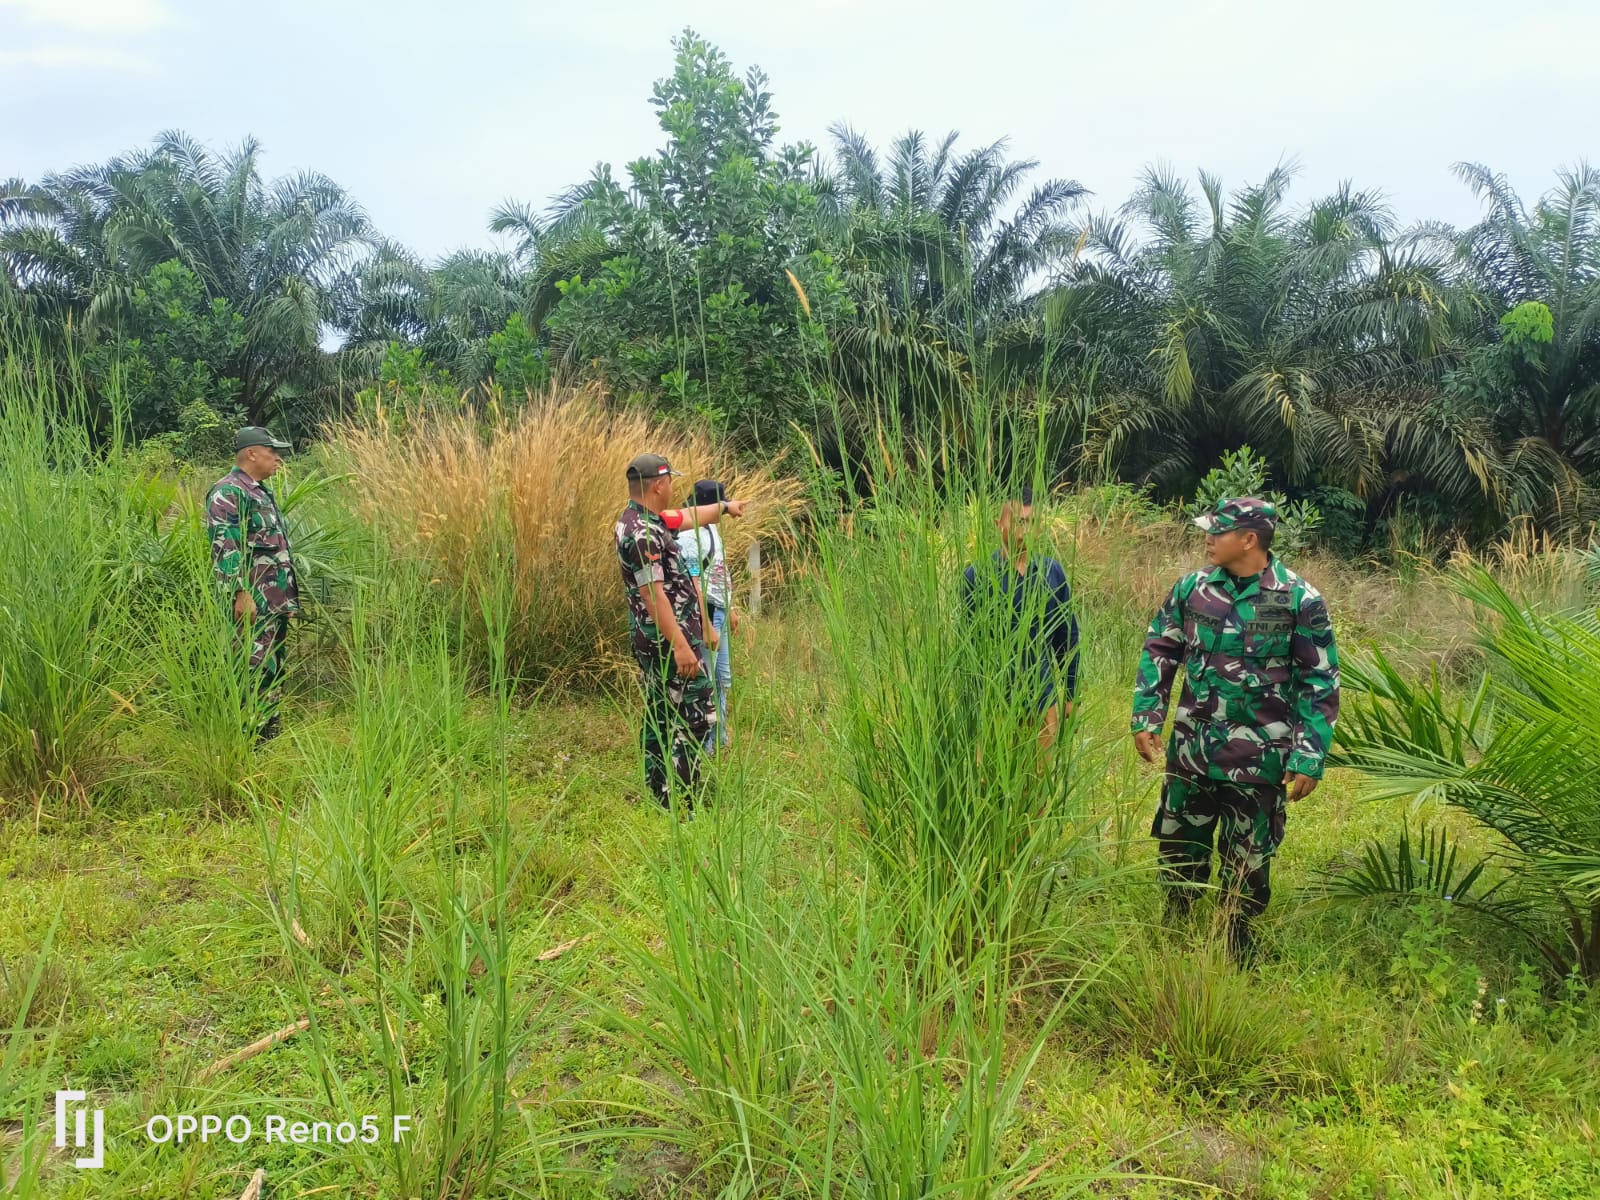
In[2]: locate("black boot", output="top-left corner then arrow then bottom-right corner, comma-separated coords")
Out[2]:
1164,889 -> 1190,928
1227,913 -> 1258,965
1163,887 -> 1195,924
256,715 -> 282,745
1226,863 -> 1271,965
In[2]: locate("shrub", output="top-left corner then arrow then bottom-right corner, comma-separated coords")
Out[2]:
138,492 -> 258,810
1104,936 -> 1316,1097
327,385 -> 805,684
1330,567 -> 1600,982
807,391 -> 1104,974
1187,445 -> 1322,558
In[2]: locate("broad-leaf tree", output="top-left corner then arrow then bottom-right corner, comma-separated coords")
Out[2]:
81,260 -> 249,438
515,30 -> 852,439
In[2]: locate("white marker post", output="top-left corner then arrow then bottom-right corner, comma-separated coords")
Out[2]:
746,539 -> 762,618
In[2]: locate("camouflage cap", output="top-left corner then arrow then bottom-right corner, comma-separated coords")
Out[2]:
1193,496 -> 1278,534
235,426 -> 292,452
626,452 -> 680,481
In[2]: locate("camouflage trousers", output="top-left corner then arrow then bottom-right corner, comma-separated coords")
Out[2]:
1151,773 -> 1286,915
636,649 -> 716,808
241,614 -> 290,732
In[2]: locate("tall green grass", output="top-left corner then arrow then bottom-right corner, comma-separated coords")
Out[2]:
1101,934 -> 1320,1098
805,880 -> 1071,1198
600,794 -> 815,1188
253,543 -> 564,1197
136,489 -> 261,809
523,303 -> 1128,1188
0,350 -> 138,810
580,342 -> 1128,1190
0,905 -> 64,1196
805,389 -> 1105,976
606,787 -> 1110,1196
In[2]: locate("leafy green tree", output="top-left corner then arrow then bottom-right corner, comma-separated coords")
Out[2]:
524,30 -> 852,438
484,315 -> 550,399
1185,445 -> 1323,558
81,260 -> 247,438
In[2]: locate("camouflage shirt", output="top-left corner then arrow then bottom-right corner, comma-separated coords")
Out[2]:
1131,556 -> 1339,783
615,499 -> 703,663
206,468 -> 299,616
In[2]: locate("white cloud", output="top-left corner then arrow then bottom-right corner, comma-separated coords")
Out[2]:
0,0 -> 173,35
0,44 -> 156,73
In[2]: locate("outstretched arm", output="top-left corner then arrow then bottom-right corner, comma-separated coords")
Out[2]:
661,499 -> 746,532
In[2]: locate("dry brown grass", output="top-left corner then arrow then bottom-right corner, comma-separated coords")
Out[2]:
326,397 -> 1593,690
828,485 -> 1505,681
1448,517 -> 1597,612
327,387 -> 806,685
1041,490 -> 1494,678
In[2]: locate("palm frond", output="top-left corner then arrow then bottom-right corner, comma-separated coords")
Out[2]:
1320,824 -> 1533,922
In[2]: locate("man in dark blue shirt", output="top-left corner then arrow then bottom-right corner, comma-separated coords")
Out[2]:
962,488 -> 1081,751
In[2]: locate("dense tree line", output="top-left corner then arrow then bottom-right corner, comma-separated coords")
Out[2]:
4,29 -> 1597,548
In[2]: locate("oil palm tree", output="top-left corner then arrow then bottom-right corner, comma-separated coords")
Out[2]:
825,125 -> 1085,326
339,239 -> 432,362
487,184 -> 617,355
1329,567 -> 1600,981
1442,163 -> 1600,527
1047,166 -> 1479,512
0,174 -> 118,329
1,131 -> 371,422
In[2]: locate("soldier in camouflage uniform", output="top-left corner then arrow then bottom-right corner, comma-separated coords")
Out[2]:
1130,497 -> 1340,959
206,426 -> 300,742
615,453 -> 746,809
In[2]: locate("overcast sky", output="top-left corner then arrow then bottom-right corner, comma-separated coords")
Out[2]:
4,0 -> 1596,261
